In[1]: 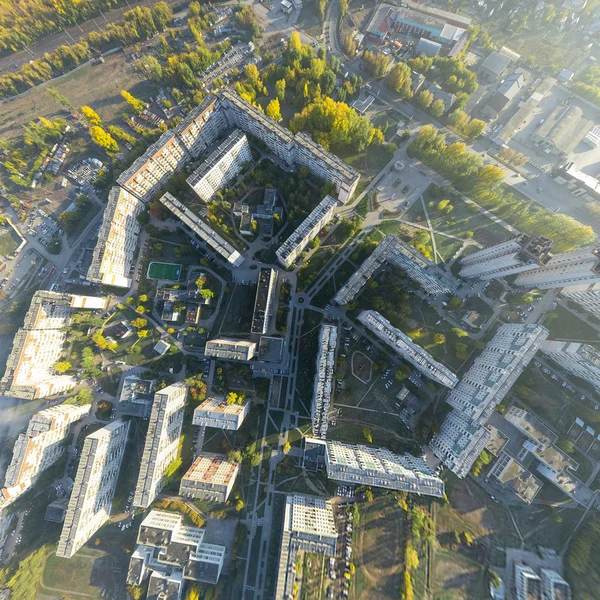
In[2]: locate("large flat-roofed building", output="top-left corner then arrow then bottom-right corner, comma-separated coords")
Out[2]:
311,324 -> 337,439
0,291 -> 106,400
430,410 -> 491,478
179,452 -> 239,502
1,404 -> 90,505
481,73 -> 525,119
541,340 -> 600,391
275,494 -> 338,600
515,246 -> 600,289
445,324 -> 548,422
307,438 -> 445,497
530,105 -> 592,158
205,337 -> 256,361
552,162 -> 600,202
159,192 -> 244,267
127,510 -> 226,590
187,130 -> 252,202
489,451 -> 542,504
276,195 -> 338,268
251,267 -> 278,334
134,382 -> 187,508
193,396 -> 250,430
118,375 -> 156,418
478,50 -> 511,82
560,283 -> 600,319
459,235 -> 553,280
57,419 -> 130,558
87,186 -> 145,288
358,310 -> 458,388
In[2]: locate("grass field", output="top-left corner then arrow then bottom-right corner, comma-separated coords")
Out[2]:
0,229 -> 21,256
42,548 -> 106,596
147,261 -> 182,281
543,305 -> 600,343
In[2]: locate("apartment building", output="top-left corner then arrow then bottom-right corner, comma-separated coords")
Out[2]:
276,195 -> 338,268
458,235 -> 553,280
118,375 -> 155,418
87,186 -> 145,288
187,130 -> 252,202
311,324 -> 337,439
57,419 -> 130,558
251,267 -> 278,335
275,494 -> 338,600
204,337 -> 256,361
358,310 -> 458,388
174,94 -> 224,159
1,404 -> 90,505
429,410 -> 491,478
541,341 -> 600,390
541,569 -> 572,600
127,510 -> 226,592
179,452 -> 239,502
515,245 -> 600,289
159,192 -> 244,267
193,396 -> 250,430
445,324 -> 549,422
560,283 -> 600,319
133,382 -> 187,508
515,564 -> 542,600
307,438 -> 445,497
0,291 -> 106,400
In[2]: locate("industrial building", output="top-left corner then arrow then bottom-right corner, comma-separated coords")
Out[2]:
251,267 -> 278,335
358,310 -> 458,388
193,396 -> 250,430
458,235 -> 553,280
159,192 -> 244,267
0,291 -> 107,400
187,130 -> 252,202
540,341 -> 600,391
1,404 -> 90,505
57,419 -> 130,558
118,375 -> 156,418
276,195 -> 338,268
560,283 -> 600,319
552,162 -> 600,202
179,452 -> 239,502
311,324 -> 338,439
275,494 -> 338,600
133,382 -> 187,508
127,510 -> 226,593
530,105 -> 592,157
204,337 -> 256,361
515,245 -> 600,289
478,50 -> 511,82
306,438 -> 445,497
481,73 -> 525,119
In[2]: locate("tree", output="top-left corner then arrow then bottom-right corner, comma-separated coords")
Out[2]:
386,62 -> 413,98
416,89 -> 434,109
399,570 -> 414,600
464,118 -> 485,141
363,50 -> 389,78
339,0 -> 349,16
266,98 -> 282,121
121,90 -> 146,114
395,364 -> 411,381
55,361 -> 72,373
448,296 -> 462,309
136,305 -> 147,314
137,329 -> 149,339
131,317 -> 148,329
275,78 -> 286,101
362,427 -> 373,443
433,333 -> 445,345
342,33 -> 357,57
200,289 -> 214,301
235,498 -> 245,511
283,442 -> 291,454
405,543 -> 419,571
90,126 -> 119,153
557,436 -> 575,455
455,342 -> 468,360
81,105 -> 102,126
471,448 -> 493,476
447,109 -> 469,130
429,98 -> 445,118
245,63 -> 262,90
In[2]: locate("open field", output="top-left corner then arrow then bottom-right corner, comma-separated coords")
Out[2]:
0,229 -> 20,256
543,305 -> 600,343
147,261 -> 182,281
42,548 -> 106,597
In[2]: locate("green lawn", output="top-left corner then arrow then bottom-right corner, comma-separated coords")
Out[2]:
543,305 -> 600,343
147,261 -> 182,281
42,549 -> 105,596
0,230 -> 20,256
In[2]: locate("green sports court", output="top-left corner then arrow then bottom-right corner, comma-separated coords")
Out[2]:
147,262 -> 182,281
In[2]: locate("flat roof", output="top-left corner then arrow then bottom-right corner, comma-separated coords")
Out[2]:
195,396 -> 249,416
183,453 -> 239,486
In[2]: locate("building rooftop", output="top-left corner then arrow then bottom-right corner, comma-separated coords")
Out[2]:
479,51 -> 511,77
490,452 -> 542,503
182,453 -> 239,487
533,105 -> 592,155
195,396 -> 249,416
286,494 -> 338,538
505,406 -> 558,447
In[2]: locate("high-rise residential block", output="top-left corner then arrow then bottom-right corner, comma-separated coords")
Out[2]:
133,382 -> 187,508
204,337 -> 256,361
458,235 -> 552,280
541,340 -> 600,391
179,452 -> 239,502
311,324 -> 337,439
57,419 -> 130,558
514,564 -> 542,600
560,283 -> 600,319
251,267 -> 278,335
357,310 -> 458,388
193,396 -> 250,430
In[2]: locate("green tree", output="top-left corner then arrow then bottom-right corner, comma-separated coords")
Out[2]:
463,118 -> 485,140
339,0 -> 349,16
395,364 -> 411,381
416,89 -> 434,109
429,98 -> 445,118
275,78 -> 286,102
200,289 -> 214,301
385,62 -> 413,98
433,333 -> 445,345
266,97 -> 282,121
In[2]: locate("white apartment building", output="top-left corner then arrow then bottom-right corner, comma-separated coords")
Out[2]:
2,404 -> 90,504
358,310 -> 458,388
429,410 -> 491,478
204,337 -> 256,360
133,382 -> 187,508
445,324 -> 549,422
174,94 -> 225,159
179,452 -> 239,502
187,130 -> 252,201
276,195 -> 338,268
560,283 -> 600,320
87,186 -> 145,288
275,494 -> 338,600
515,564 -> 542,600
458,235 -> 553,280
251,267 -> 278,335
541,569 -> 571,600
541,340 -> 600,390
57,419 -> 130,558
311,324 -> 338,439
307,438 -> 445,497
193,396 -> 250,430
515,246 -> 600,289
159,192 -> 244,267
0,291 -> 106,400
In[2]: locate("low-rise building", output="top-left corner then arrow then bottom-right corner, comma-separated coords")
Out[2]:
119,376 -> 155,418
552,162 -> 600,202
251,267 -> 278,335
179,452 -> 239,502
478,50 -> 511,82
481,73 -> 525,119
154,340 -> 171,355
489,451 -> 542,504
357,310 -> 458,388
193,396 -> 250,430
311,324 -> 337,439
530,105 -> 592,158
205,337 -> 256,361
